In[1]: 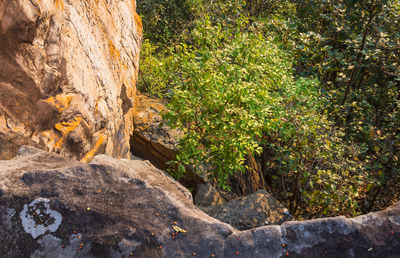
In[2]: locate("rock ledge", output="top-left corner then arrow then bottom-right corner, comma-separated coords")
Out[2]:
0,147 -> 399,257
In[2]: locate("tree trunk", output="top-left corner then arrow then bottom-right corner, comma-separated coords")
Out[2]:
231,153 -> 266,195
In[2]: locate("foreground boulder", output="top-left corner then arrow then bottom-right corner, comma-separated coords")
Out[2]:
0,0 -> 141,160
201,190 -> 292,230
0,146 -> 232,257
1,146 -> 400,257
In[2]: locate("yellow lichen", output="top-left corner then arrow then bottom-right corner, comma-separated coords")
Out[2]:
80,133 -> 106,163
53,116 -> 82,149
44,94 -> 73,113
54,117 -> 82,135
134,12 -> 143,36
54,0 -> 64,11
108,40 -> 121,62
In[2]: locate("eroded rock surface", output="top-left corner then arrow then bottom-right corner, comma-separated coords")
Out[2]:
201,190 -> 292,230
130,95 -> 179,169
0,0 -> 141,160
1,146 -> 399,257
194,183 -> 227,207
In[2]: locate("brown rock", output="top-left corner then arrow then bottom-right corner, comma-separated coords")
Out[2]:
0,132 -> 42,160
130,94 -> 204,189
201,190 -> 292,230
0,146 -> 400,257
194,183 -> 227,207
0,0 -> 141,161
131,95 -> 178,169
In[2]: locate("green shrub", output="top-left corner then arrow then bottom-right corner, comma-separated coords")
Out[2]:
162,17 -> 284,189
270,0 -> 400,213
266,77 -> 366,217
136,0 -> 398,218
137,40 -> 172,98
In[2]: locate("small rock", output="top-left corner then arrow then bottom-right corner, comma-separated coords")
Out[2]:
194,183 -> 226,207
201,190 -> 292,230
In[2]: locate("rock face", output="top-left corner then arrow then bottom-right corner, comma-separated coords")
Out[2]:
1,146 -> 400,257
201,190 -> 292,230
0,0 -> 142,161
130,94 -> 204,189
130,95 -> 179,170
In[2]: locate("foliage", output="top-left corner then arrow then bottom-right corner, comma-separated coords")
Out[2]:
160,16 -> 365,217
136,40 -> 171,97
266,78 -> 366,217
162,17 -> 286,189
273,0 -> 400,212
136,0 -> 400,218
136,0 -> 194,44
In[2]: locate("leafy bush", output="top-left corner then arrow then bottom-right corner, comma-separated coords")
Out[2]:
266,78 -> 366,217
137,39 -> 171,98
137,0 -> 194,44
136,0 -> 399,218
162,17 -> 286,189
271,0 -> 400,212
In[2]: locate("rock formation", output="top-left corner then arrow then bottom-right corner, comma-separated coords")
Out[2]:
0,0 -> 141,160
194,183 -> 227,207
130,94 -> 204,189
201,190 -> 292,230
1,146 -> 399,257
130,94 -> 179,170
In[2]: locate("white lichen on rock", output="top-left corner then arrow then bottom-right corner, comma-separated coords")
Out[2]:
31,233 -> 92,258
19,198 -> 62,239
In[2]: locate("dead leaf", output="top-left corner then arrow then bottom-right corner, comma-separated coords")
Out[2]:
172,225 -> 187,233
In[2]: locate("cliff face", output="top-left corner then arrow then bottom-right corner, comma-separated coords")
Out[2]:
0,0 -> 142,160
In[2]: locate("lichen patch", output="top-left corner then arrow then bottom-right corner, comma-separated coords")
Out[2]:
19,198 -> 62,239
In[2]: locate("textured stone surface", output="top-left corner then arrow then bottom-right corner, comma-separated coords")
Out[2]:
201,190 -> 292,230
1,146 -> 400,257
194,183 -> 226,207
130,94 -> 179,169
0,146 -> 232,257
0,0 -> 141,160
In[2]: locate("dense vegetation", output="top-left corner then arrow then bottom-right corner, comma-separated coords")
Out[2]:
137,0 -> 400,219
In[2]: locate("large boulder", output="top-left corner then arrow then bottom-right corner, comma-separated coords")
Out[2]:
1,146 -> 400,257
201,190 -> 292,230
0,146 -> 233,257
0,0 -> 141,160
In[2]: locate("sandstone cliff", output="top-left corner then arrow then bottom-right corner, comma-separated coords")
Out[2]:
0,0 -> 142,160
